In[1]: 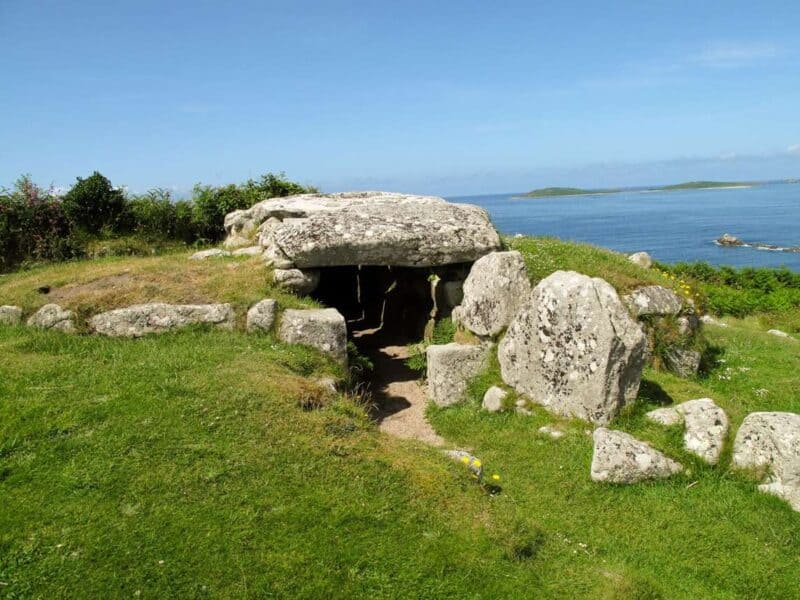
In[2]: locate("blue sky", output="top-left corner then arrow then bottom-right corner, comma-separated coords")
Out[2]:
1,0 -> 799,196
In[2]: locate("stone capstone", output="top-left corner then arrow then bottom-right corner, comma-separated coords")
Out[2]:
189,248 -> 231,260
452,251 -> 531,338
481,386 -> 508,412
27,304 -> 76,333
246,299 -> 278,333
498,270 -> 646,425
623,285 -> 684,318
591,428 -> 683,484
427,343 -> 489,407
223,192 -> 501,268
272,268 -> 320,295
89,303 -> 235,337
278,308 -> 348,365
628,252 -> 653,269
733,412 -> 800,511
0,305 -> 23,325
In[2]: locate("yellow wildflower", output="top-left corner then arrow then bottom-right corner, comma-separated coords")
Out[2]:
473,459 -> 482,468
492,474 -> 501,481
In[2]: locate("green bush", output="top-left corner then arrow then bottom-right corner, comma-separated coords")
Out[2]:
128,189 -> 177,240
61,171 -> 128,234
0,176 -> 81,271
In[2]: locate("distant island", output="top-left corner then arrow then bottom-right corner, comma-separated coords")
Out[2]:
519,181 -> 755,198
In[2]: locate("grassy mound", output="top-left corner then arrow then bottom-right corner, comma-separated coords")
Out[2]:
1,239 -> 799,597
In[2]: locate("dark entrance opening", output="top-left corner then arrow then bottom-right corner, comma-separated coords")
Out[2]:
311,264 -> 470,433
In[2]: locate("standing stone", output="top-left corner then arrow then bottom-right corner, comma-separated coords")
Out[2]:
498,271 -> 646,425
677,314 -> 700,336
733,412 -> 800,511
89,303 -> 235,337
27,304 -> 76,333
482,386 -> 508,412
452,251 -> 531,338
273,268 -> 320,295
0,305 -> 23,326
628,252 -> 653,269
278,308 -> 348,365
427,343 -> 489,407
246,299 -> 278,333
591,428 -> 683,484
623,286 -> 683,318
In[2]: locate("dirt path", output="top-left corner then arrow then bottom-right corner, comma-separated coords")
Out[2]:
368,345 -> 445,447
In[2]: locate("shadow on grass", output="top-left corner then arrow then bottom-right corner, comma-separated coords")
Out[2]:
637,379 -> 675,407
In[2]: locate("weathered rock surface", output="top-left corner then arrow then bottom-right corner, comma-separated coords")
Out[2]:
89,303 -> 235,337
591,428 -> 683,483
0,305 -> 23,325
427,343 -> 489,407
278,308 -> 348,365
498,271 -> 646,425
623,285 -> 683,318
717,233 -> 743,246
224,192 -> 501,267
189,248 -> 231,260
452,251 -> 531,338
231,246 -> 264,257
27,304 -> 76,333
482,386 -> 508,412
700,314 -> 728,328
628,251 -> 653,269
679,399 -> 729,464
646,406 -> 684,427
273,268 -> 320,295
246,299 -> 278,333
664,347 -> 702,377
538,425 -> 565,439
768,329 -> 796,341
733,412 -> 800,511
677,314 -> 700,336
646,398 -> 729,464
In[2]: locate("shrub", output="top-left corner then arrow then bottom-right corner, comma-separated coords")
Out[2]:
128,189 -> 177,240
61,171 -> 128,234
0,176 -> 81,271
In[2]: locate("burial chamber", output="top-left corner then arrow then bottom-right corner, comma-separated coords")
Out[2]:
223,191 -> 502,344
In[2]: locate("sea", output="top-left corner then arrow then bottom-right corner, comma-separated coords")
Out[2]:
449,182 -> 800,271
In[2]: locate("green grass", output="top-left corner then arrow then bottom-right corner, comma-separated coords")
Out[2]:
1,243 -> 799,598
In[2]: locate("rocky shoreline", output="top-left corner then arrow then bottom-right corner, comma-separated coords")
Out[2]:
716,233 -> 800,253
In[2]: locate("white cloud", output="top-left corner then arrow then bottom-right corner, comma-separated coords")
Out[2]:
787,144 -> 800,155
690,42 -> 778,68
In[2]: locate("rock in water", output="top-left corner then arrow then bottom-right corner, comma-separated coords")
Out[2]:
27,304 -> 76,333
591,428 -> 683,483
628,252 -> 653,269
717,233 -> 743,246
272,268 -> 320,295
623,285 -> 683,318
733,412 -> 800,511
482,386 -> 508,412
223,192 -> 501,267
0,305 -> 23,326
452,251 -> 531,338
498,271 -> 646,425
427,343 -> 489,407
278,308 -> 348,365
89,303 -> 235,337
246,299 -> 278,332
